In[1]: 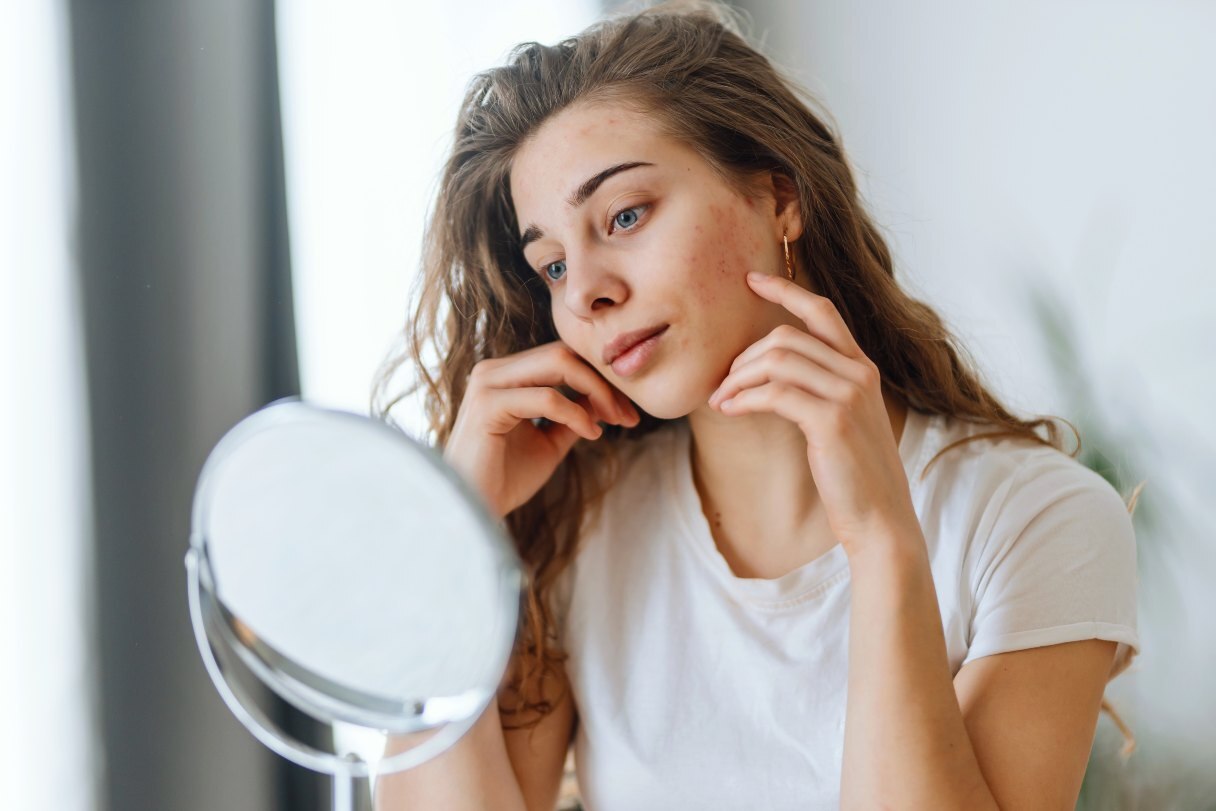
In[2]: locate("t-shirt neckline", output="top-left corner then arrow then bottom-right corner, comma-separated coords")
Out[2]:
665,408 -> 932,609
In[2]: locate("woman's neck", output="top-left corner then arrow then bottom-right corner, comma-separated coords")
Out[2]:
685,390 -> 907,578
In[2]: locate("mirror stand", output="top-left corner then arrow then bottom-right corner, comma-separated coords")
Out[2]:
333,753 -> 374,811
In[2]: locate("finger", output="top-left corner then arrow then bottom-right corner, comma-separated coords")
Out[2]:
727,324 -> 864,383
531,393 -> 605,459
712,351 -> 853,408
745,273 -> 865,359
610,388 -> 642,425
717,380 -> 829,427
490,387 -> 603,440
540,418 -> 583,459
477,344 -> 631,424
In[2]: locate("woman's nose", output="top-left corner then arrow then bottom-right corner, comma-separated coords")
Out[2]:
561,250 -> 627,318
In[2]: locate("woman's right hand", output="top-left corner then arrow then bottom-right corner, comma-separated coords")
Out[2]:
442,341 -> 641,519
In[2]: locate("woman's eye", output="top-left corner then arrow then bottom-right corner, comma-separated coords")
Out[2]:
542,259 -> 567,283
612,204 -> 648,232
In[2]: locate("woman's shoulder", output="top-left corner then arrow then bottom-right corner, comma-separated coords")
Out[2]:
922,417 -> 1140,669
918,412 -> 1088,485
916,412 -> 1130,540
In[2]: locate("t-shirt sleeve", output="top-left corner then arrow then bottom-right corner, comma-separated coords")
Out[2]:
960,455 -> 1140,669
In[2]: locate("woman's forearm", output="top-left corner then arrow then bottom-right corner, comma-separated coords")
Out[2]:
839,531 -> 999,810
375,701 -> 527,811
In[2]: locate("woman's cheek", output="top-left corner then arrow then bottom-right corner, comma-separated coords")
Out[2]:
681,220 -> 735,308
549,316 -> 590,365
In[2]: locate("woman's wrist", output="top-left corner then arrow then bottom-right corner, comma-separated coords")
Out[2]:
846,522 -> 929,581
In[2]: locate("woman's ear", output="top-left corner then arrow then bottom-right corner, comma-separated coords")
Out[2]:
768,169 -> 804,241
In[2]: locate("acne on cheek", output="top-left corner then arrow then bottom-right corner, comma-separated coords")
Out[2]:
711,204 -> 759,277
682,205 -> 753,308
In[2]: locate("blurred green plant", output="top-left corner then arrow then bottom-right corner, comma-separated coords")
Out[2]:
1025,283 -> 1216,811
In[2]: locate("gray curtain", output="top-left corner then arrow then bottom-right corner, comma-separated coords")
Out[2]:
68,1 -> 322,808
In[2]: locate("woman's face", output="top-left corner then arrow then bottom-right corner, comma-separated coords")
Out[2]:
509,100 -> 803,419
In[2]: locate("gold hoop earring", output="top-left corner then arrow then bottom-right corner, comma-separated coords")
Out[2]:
783,233 -> 795,281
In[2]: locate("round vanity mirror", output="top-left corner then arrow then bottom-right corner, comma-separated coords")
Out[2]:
184,399 -> 522,809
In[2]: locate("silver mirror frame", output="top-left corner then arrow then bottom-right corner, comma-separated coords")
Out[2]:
184,399 -> 523,787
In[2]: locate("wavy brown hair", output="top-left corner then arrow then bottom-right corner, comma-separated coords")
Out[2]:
372,0 -> 1139,746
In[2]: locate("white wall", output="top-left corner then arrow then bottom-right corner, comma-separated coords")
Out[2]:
750,0 -> 1213,435
744,1 -> 1215,806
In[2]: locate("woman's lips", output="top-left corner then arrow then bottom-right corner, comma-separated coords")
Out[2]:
610,325 -> 669,377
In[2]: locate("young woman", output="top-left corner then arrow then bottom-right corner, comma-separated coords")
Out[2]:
374,2 -> 1140,809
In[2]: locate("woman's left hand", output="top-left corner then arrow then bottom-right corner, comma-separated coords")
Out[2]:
707,271 -> 919,556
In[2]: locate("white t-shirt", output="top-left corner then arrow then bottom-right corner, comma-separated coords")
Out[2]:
554,409 -> 1140,811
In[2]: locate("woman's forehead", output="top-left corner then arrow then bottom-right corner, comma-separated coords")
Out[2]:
509,102 -> 700,217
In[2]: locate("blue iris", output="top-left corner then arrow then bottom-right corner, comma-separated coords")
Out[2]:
614,207 -> 640,229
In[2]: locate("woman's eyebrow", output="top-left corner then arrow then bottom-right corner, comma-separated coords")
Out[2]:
519,160 -> 654,251
566,160 -> 653,208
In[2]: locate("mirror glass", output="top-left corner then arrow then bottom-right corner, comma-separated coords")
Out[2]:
185,399 -> 521,796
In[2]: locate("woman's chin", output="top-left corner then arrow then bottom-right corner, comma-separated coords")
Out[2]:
628,390 -> 712,422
